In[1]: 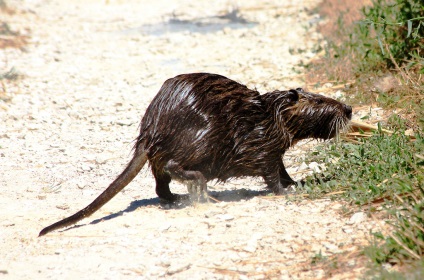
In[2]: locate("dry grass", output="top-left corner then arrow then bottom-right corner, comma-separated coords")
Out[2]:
306,0 -> 423,131
1,1 -> 29,49
1,3 -> 28,100
0,19 -> 28,50
305,0 -> 372,84
317,0 -> 371,42
343,119 -> 417,143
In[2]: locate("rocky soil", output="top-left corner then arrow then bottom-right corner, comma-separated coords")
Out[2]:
1,0 -> 380,279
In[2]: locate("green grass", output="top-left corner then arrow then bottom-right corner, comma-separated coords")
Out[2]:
304,126 -> 422,203
306,0 -> 423,129
303,1 -> 424,275
360,0 -> 424,70
317,0 -> 424,75
301,121 -> 424,276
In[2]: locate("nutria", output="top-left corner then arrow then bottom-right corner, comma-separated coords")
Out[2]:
39,73 -> 352,236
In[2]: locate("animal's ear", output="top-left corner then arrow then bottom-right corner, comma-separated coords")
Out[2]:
288,89 -> 299,102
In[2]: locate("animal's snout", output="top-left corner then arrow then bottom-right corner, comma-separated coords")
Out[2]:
344,104 -> 352,120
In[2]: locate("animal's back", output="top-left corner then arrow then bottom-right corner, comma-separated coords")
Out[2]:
136,73 -> 267,180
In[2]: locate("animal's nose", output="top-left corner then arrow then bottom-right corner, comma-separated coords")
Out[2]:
344,104 -> 352,119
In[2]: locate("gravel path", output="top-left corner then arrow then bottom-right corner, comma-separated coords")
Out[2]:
1,0 -> 378,279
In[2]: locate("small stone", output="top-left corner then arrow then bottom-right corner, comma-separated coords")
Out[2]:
212,260 -> 222,266
229,253 -> 240,262
1,220 -> 15,227
54,249 -> 63,255
342,227 -> 354,234
27,124 -> 41,131
334,90 -> 345,99
347,259 -> 356,267
347,212 -> 367,224
323,242 -> 340,253
84,154 -> 96,161
167,263 -> 191,275
313,269 -> 325,278
308,162 -> 321,172
244,233 -> 263,253
116,120 -> 134,126
76,180 -> 88,189
217,214 -> 234,221
311,243 -> 323,252
204,210 -> 222,218
276,245 -> 292,253
244,242 -> 257,253
281,234 -> 295,242
331,203 -> 343,210
79,163 -> 93,171
158,259 -> 171,267
56,204 -> 69,210
160,224 -> 171,232
298,162 -> 308,171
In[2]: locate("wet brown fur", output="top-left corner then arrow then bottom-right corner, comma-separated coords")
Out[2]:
39,73 -> 352,236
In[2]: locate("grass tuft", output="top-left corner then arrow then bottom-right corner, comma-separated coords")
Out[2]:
306,0 -> 423,130
303,1 -> 423,274
302,119 -> 424,275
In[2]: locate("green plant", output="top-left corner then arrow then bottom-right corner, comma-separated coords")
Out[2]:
304,126 -> 422,203
311,250 -> 328,265
326,0 -> 424,74
303,122 -> 424,274
303,0 -> 423,276
0,67 -> 19,81
305,0 -> 423,129
361,0 -> 424,69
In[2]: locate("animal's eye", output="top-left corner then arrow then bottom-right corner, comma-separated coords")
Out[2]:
315,99 -> 323,104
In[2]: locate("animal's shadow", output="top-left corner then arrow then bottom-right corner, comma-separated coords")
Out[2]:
91,188 -> 271,224
61,188 -> 272,233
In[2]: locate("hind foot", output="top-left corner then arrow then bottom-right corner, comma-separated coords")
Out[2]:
186,181 -> 209,203
164,160 -> 209,203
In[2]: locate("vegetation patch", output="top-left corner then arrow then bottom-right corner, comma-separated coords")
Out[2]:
303,123 -> 423,276
306,0 -> 423,130
304,0 -> 424,276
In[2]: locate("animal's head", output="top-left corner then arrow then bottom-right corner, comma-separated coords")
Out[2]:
263,88 -> 352,143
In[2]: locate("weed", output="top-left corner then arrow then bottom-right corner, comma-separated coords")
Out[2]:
361,0 -> 424,69
302,0 -> 423,276
311,250 -> 328,265
306,0 -> 423,129
302,119 -> 424,275
0,67 -> 20,81
305,132 -> 419,201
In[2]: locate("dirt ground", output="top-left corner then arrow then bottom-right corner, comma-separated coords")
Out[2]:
1,0 -> 380,279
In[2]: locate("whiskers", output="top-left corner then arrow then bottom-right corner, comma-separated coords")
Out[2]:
327,114 -> 351,141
